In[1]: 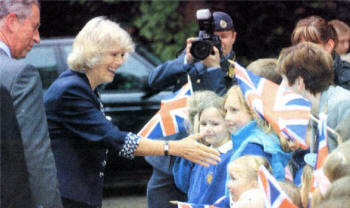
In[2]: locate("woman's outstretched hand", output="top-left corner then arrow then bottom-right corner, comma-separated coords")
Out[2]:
169,132 -> 221,167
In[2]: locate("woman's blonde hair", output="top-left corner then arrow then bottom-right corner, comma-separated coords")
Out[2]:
224,85 -> 289,151
68,16 -> 134,72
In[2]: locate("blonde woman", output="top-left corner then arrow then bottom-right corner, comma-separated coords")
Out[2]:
44,17 -> 219,208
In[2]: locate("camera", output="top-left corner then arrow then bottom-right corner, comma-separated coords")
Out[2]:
190,9 -> 222,60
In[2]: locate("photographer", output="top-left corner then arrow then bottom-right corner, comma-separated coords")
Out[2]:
146,10 -> 237,208
148,10 -> 237,96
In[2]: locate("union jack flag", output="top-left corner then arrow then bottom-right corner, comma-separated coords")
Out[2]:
310,111 -> 329,193
138,82 -> 192,139
177,202 -> 220,208
315,112 -> 328,170
232,61 -> 311,149
258,165 -> 298,208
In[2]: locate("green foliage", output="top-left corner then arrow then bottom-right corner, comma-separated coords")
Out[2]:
133,0 -> 198,61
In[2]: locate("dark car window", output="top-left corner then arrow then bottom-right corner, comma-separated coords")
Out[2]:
19,46 -> 58,89
62,45 -> 71,62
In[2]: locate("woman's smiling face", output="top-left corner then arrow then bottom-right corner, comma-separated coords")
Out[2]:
93,46 -> 125,86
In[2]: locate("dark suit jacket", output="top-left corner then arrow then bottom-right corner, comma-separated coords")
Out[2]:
0,48 -> 62,208
44,69 -> 135,206
0,85 -> 34,208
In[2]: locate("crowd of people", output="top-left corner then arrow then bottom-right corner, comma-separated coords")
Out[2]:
1,1 -> 350,208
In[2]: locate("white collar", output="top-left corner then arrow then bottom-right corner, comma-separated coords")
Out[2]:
214,140 -> 233,154
0,41 -> 11,58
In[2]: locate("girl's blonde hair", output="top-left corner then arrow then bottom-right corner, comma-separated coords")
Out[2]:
300,164 -> 314,208
229,155 -> 272,182
187,90 -> 225,134
224,85 -> 289,151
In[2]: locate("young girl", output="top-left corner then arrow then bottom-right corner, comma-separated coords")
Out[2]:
234,188 -> 265,208
214,155 -> 272,208
224,85 -> 291,181
172,90 -> 233,204
227,155 -> 272,202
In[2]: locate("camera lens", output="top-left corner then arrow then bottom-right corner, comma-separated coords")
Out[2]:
190,40 -> 212,60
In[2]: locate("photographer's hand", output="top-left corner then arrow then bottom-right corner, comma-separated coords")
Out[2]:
185,37 -> 196,65
202,46 -> 220,68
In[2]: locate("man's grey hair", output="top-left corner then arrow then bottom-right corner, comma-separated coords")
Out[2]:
0,0 -> 40,19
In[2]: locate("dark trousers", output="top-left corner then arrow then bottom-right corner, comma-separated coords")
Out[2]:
62,197 -> 99,208
147,168 -> 186,208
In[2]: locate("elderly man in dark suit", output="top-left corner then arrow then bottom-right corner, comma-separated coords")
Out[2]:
0,1 -> 62,207
1,85 -> 34,208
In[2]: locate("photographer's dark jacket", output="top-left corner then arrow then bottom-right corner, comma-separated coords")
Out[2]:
148,50 -> 236,96
333,53 -> 350,90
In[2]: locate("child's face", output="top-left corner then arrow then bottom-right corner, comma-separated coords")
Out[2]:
235,189 -> 265,208
199,107 -> 230,148
227,163 -> 256,201
224,93 -> 252,133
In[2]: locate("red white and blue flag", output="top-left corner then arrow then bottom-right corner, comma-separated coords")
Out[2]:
310,112 -> 329,193
232,62 -> 311,149
138,82 -> 192,139
258,165 -> 298,208
177,202 -> 220,208
315,112 -> 328,170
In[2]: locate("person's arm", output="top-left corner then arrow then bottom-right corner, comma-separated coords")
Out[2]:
11,64 -> 63,208
46,83 -> 220,166
135,133 -> 220,167
148,53 -> 190,90
148,38 -> 198,90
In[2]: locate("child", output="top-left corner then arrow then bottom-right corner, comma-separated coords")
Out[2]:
172,90 -> 233,204
227,155 -> 272,202
214,155 -> 272,208
234,188 -> 265,208
223,85 -> 291,181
